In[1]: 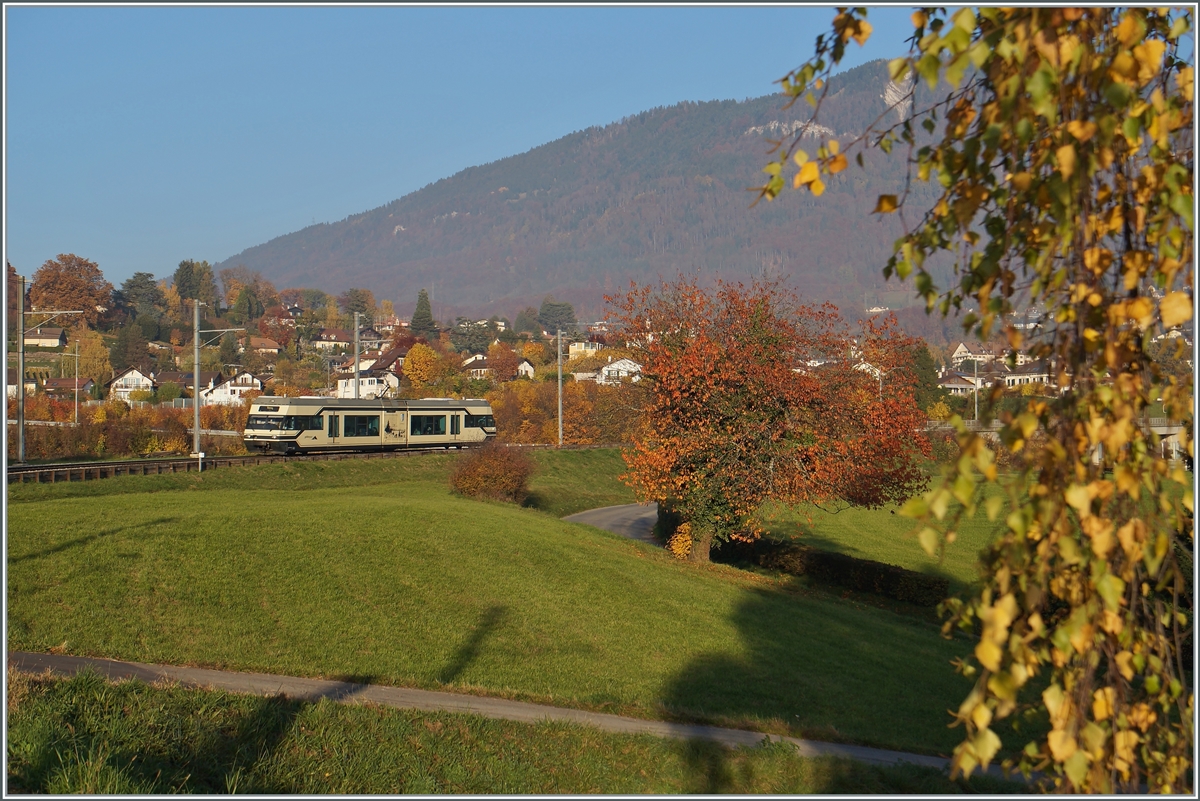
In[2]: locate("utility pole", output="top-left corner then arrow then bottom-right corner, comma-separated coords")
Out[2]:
16,274 -> 25,463
974,358 -> 979,422
193,299 -> 204,471
353,311 -> 361,399
557,328 -> 563,448
74,339 -> 79,425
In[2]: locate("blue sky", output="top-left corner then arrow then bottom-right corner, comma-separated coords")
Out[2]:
5,5 -> 915,287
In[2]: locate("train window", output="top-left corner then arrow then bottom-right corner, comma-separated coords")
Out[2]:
328,415 -> 339,437
343,415 -> 380,437
281,414 -> 322,431
465,414 -> 495,429
246,415 -> 282,430
409,414 -> 447,436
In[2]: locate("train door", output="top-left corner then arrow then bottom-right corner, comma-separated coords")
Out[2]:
383,411 -> 406,448
449,412 -> 461,446
327,413 -> 340,447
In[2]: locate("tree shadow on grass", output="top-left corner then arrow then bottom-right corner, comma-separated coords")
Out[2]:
438,605 -> 508,685
9,517 -> 182,564
8,669 -> 309,793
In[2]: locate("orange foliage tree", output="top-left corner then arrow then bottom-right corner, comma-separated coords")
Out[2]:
28,254 -> 113,328
607,276 -> 929,561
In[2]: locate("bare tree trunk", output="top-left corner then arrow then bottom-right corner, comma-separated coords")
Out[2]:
688,526 -> 714,563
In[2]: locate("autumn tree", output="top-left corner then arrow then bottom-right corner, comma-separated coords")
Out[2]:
402,342 -> 441,387
410,289 -> 438,338
760,7 -> 1194,792
486,341 -> 521,382
608,276 -> 929,562
75,326 -> 112,383
28,254 -> 113,328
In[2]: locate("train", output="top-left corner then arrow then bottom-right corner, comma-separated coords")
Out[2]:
242,396 -> 496,455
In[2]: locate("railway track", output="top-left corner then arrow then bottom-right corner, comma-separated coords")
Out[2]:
5,448 -> 438,485
6,442 -> 623,485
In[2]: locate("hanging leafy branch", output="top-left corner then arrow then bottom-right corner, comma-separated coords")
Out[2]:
758,7 -> 1194,793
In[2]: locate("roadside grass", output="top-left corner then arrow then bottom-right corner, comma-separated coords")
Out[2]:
8,453 -> 997,756
757,494 -> 1004,595
525,447 -> 636,517
7,670 -> 1026,794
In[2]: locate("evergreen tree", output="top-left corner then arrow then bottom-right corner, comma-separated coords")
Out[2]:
219,332 -> 239,367
410,289 -> 437,338
514,306 -> 541,335
909,343 -> 944,411
110,324 -> 151,373
537,296 -> 576,332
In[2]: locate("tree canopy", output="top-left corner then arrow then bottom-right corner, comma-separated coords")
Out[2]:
609,276 -> 929,561
537,297 -> 577,333
28,254 -> 113,328
761,7 -> 1194,792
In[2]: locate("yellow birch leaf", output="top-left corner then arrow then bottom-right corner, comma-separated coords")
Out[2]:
852,19 -> 872,46
828,153 -> 848,173
1092,687 -> 1115,720
1057,144 -> 1077,179
810,177 -> 826,196
1066,120 -> 1097,142
797,161 -> 819,186
975,639 -> 1002,671
1160,291 -> 1193,327
1048,730 -> 1078,761
874,194 -> 898,213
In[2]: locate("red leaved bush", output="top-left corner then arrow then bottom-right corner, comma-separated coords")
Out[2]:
449,442 -> 535,504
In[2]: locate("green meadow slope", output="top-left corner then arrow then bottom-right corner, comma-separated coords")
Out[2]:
8,450 -> 981,756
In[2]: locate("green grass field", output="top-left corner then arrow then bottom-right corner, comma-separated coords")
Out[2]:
7,671 -> 1023,794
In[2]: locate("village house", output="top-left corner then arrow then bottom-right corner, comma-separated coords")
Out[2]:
597,357 -> 642,385
312,328 -> 353,351
43,377 -> 96,399
7,368 -> 38,399
239,336 -> 282,356
23,327 -> 66,348
568,341 -> 603,359
105,367 -> 156,401
949,341 -> 999,367
154,370 -> 225,397
202,371 -> 264,406
516,358 -> 535,378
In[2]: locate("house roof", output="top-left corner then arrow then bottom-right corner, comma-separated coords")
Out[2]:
318,328 -> 353,342
241,336 -> 281,350
154,370 -> 224,388
105,366 -> 154,387
43,377 -> 95,390
25,327 -> 64,338
372,344 -> 409,372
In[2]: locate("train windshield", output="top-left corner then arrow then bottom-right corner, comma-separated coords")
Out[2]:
465,414 -> 495,429
246,414 -> 322,431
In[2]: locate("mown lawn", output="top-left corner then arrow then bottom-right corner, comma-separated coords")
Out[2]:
7,449 -> 989,757
7,671 -> 1024,794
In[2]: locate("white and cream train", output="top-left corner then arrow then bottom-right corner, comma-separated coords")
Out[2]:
243,397 -> 495,455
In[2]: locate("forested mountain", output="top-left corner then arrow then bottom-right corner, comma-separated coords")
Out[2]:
216,60 -> 951,323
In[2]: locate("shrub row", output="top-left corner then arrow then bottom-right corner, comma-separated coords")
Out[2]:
713,537 -> 950,607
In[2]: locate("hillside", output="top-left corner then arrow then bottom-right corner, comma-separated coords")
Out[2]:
216,61 -> 948,322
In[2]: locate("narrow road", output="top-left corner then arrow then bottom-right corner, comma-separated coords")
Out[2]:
563,502 -> 659,544
8,651 -> 950,772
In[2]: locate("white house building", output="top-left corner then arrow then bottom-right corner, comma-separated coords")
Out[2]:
335,371 -> 399,399
597,358 -> 642,385
105,367 -> 156,401
202,371 -> 264,406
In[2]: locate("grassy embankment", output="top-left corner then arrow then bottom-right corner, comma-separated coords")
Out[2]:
8,448 -> 1031,792
7,671 -> 1027,794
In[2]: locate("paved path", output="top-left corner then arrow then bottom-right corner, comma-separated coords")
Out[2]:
563,502 -> 660,544
9,651 -> 949,772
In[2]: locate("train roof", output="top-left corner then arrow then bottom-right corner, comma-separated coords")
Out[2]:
250,396 -> 491,411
